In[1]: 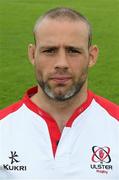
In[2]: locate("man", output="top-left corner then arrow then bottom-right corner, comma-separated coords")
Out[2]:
0,7 -> 119,179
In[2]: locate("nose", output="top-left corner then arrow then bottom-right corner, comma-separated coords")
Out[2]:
54,50 -> 69,71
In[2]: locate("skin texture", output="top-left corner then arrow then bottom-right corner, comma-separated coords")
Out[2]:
28,18 -> 98,131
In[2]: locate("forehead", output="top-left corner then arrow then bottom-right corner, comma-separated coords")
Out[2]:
35,19 -> 89,46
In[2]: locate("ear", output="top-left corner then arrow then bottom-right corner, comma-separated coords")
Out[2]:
88,45 -> 99,68
28,44 -> 36,65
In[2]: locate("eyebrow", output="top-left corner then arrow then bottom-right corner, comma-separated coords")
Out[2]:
65,46 -> 84,51
38,45 -> 84,51
39,46 -> 57,50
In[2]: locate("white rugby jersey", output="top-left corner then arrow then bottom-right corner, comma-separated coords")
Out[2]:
0,86 -> 119,180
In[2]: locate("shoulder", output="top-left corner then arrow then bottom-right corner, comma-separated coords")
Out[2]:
93,93 -> 119,121
0,100 -> 23,120
0,86 -> 38,121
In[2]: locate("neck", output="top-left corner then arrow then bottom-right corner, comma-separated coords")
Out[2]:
33,83 -> 87,110
31,82 -> 88,131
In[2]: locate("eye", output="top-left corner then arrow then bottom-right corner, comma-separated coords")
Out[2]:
67,47 -> 81,55
42,48 -> 56,55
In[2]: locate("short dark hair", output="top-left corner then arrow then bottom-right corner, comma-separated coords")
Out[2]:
33,7 -> 92,47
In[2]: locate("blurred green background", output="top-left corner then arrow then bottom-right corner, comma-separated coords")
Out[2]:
0,0 -> 119,109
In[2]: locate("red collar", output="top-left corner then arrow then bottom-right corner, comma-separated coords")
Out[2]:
23,86 -> 94,127
23,86 -> 94,157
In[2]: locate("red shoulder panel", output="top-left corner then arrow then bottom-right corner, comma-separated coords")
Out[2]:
0,100 -> 23,120
94,94 -> 119,121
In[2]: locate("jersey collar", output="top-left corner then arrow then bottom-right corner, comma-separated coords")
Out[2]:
23,86 -> 94,127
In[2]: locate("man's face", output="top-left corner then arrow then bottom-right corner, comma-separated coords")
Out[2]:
32,19 -> 94,101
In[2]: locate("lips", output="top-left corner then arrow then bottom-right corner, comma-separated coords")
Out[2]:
49,76 -> 72,83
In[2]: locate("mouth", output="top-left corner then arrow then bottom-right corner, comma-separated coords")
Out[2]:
49,76 -> 72,84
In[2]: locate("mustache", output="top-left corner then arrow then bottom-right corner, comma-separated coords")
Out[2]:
48,69 -> 72,77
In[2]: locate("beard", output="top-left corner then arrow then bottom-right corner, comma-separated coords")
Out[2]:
35,64 -> 88,102
36,73 -> 87,102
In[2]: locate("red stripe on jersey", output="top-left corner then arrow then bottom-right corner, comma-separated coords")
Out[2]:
66,90 -> 93,127
0,100 -> 23,120
94,94 -> 119,121
23,87 -> 61,156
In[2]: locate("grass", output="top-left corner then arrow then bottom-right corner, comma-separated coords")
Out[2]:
0,0 -> 119,108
